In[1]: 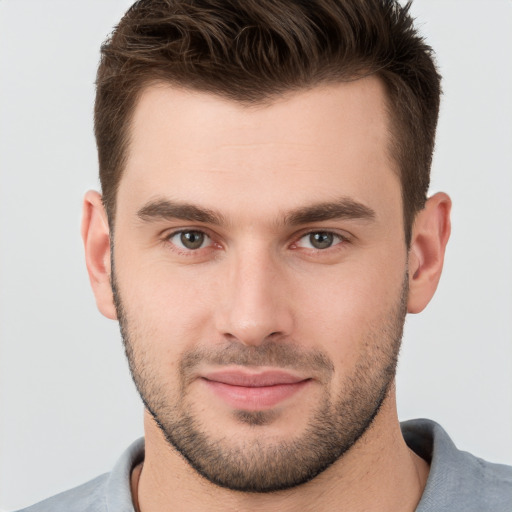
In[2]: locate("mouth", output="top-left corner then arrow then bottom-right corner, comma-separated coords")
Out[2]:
200,369 -> 312,410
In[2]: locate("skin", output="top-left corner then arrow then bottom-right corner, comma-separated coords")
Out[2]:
82,77 -> 451,511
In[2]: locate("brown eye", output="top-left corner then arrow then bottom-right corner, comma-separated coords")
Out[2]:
296,231 -> 345,250
169,230 -> 210,250
180,231 -> 205,249
309,232 -> 334,249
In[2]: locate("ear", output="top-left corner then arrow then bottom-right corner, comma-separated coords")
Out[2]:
407,192 -> 451,314
81,190 -> 117,320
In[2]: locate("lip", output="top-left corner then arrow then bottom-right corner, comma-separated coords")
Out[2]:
201,369 -> 311,410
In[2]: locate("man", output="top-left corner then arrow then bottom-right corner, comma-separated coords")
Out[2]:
17,0 -> 511,511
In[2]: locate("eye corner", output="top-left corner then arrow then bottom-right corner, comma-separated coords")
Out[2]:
164,228 -> 215,253
293,230 -> 349,251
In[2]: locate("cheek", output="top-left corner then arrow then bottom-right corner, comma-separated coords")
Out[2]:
114,251 -> 220,360
291,253 -> 405,356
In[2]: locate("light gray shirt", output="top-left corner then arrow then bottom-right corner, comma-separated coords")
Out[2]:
16,419 -> 512,511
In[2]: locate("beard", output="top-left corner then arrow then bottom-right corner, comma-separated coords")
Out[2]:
111,267 -> 408,493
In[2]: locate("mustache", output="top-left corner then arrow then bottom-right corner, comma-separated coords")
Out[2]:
179,340 -> 335,379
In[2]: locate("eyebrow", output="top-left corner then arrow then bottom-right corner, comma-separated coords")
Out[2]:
137,199 -> 225,225
136,197 -> 375,226
285,198 -> 376,225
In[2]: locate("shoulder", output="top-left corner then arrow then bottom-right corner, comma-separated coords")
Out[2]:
14,474 -> 109,512
14,438 -> 144,512
402,419 -> 512,512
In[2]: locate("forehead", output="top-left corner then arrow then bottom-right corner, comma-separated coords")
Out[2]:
119,78 -> 400,222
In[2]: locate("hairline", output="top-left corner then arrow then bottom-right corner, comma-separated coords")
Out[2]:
105,74 -> 412,244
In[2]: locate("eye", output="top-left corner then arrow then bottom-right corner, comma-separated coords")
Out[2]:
168,230 -> 212,250
296,231 -> 345,250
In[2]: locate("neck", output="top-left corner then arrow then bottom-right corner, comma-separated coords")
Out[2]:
135,389 -> 428,512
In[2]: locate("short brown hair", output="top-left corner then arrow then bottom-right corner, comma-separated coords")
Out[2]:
95,0 -> 441,244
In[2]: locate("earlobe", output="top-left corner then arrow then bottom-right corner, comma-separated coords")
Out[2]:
407,192 -> 451,314
81,190 -> 117,320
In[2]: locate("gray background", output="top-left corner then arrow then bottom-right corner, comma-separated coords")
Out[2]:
1,1 -> 511,510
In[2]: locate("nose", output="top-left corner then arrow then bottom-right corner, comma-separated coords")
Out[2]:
215,248 -> 294,347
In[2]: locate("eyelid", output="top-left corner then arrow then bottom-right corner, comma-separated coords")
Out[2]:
160,226 -> 352,253
163,225 -> 212,240
164,227 -> 216,252
291,229 -> 351,250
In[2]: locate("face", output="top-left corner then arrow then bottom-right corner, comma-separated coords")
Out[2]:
111,78 -> 409,492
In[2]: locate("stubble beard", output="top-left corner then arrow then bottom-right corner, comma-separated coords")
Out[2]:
111,267 -> 408,493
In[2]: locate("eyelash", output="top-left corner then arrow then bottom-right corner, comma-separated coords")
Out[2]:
162,228 -> 351,255
292,231 -> 349,251
164,229 -> 217,255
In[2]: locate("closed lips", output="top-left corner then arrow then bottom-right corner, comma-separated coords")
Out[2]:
201,370 -> 309,387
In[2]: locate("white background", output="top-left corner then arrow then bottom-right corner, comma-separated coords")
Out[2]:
0,1 -> 511,510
